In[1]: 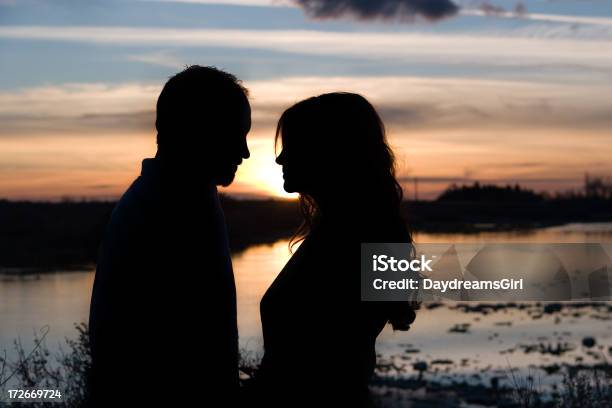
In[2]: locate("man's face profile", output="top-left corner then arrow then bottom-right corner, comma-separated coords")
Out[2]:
155,66 -> 252,187
200,99 -> 251,187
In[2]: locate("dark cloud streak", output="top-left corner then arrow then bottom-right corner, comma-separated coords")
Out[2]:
0,111 -> 155,136
290,0 -> 459,22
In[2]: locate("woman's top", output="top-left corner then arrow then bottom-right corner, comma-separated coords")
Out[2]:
256,214 -> 411,407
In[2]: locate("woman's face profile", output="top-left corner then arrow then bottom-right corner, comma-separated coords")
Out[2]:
276,131 -> 327,195
275,142 -> 301,194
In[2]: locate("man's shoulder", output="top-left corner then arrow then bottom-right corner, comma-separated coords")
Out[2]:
113,175 -> 221,226
107,177 -> 156,230
115,176 -> 146,210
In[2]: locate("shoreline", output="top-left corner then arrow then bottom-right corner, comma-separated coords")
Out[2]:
1,197 -> 612,271
0,219 -> 601,275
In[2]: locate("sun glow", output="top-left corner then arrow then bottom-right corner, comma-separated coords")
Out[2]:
221,137 -> 298,199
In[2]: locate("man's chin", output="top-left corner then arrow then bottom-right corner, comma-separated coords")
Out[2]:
215,172 -> 236,187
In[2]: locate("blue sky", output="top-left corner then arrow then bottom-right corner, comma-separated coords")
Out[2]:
1,0 -> 611,199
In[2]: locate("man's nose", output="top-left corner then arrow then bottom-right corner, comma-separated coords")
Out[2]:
242,140 -> 250,159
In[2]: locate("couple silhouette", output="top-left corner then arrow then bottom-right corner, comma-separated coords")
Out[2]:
89,65 -> 416,407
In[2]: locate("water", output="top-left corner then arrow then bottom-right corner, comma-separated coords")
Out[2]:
1,223 -> 611,386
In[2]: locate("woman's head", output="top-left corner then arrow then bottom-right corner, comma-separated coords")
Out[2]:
276,92 -> 403,215
276,92 -> 402,203
276,92 -> 416,331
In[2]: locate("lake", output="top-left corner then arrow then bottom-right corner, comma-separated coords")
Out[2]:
1,222 -> 611,387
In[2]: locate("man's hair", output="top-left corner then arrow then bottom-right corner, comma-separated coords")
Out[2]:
155,65 -> 249,149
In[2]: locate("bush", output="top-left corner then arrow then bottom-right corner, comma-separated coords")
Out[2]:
0,323 -> 91,408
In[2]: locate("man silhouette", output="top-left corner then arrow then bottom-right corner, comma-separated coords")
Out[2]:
89,66 -> 250,406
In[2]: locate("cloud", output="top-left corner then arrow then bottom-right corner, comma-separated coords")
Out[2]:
470,1 -> 528,17
146,0 -> 468,22
1,26 -> 611,72
1,76 -> 610,199
289,0 -> 458,22
141,0 -> 459,20
460,9 -> 612,28
0,83 -> 159,136
10,23 -> 600,112
0,82 -> 159,117
126,50 -> 187,68
2,75 -> 612,139
0,111 -> 155,135
139,0 -> 288,6
117,0 -> 612,28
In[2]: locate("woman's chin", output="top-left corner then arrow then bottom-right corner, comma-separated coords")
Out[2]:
283,181 -> 297,193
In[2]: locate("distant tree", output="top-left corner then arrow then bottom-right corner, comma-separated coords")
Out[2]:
437,182 -> 543,202
585,173 -> 612,200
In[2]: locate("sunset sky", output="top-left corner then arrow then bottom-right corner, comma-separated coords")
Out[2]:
1,0 -> 611,200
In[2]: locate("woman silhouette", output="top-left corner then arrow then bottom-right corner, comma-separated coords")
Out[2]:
254,93 -> 416,407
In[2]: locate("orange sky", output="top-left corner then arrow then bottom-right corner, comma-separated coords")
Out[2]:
2,0 -> 612,200
0,76 -> 610,200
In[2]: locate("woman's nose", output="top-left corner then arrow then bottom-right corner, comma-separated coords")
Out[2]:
275,150 -> 285,165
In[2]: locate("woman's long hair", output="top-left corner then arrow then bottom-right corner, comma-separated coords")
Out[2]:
275,92 -> 417,330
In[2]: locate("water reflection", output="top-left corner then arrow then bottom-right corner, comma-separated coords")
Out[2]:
0,271 -> 94,360
414,223 -> 612,244
233,240 -> 292,352
0,223 -> 611,372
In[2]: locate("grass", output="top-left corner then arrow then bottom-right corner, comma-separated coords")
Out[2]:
1,324 -> 611,407
0,323 -> 261,407
0,323 -> 91,407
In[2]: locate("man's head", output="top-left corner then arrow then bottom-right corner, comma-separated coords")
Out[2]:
155,65 -> 251,186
